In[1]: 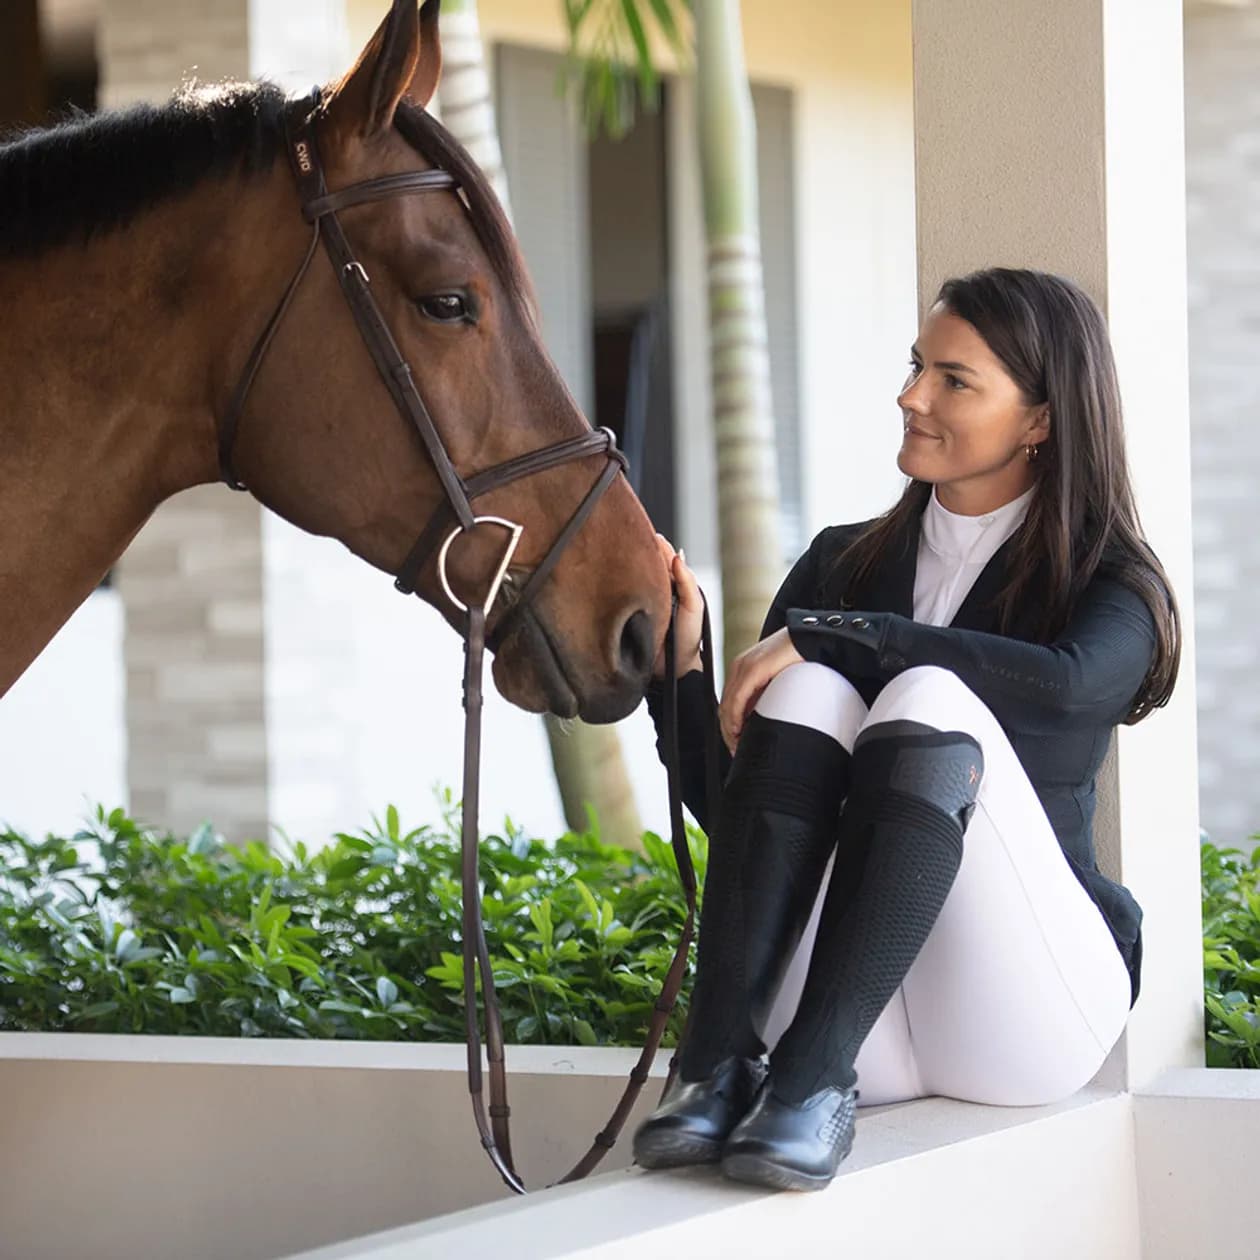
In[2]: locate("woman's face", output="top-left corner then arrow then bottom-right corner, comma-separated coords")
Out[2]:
897,304 -> 1049,514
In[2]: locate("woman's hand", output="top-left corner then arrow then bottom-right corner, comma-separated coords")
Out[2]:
652,534 -> 704,679
719,627 -> 805,753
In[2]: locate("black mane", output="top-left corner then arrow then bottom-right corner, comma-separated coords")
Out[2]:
0,82 -> 537,330
0,81 -> 290,258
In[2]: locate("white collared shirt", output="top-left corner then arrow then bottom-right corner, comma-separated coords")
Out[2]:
913,486 -> 1035,627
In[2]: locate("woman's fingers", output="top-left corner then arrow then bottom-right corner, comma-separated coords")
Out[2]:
718,631 -> 803,751
719,658 -> 759,752
670,556 -> 704,673
652,535 -> 704,676
671,555 -> 702,610
720,691 -> 750,753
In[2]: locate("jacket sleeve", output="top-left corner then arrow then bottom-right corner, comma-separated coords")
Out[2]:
643,670 -> 728,834
759,528 -> 832,638
783,574 -> 1159,734
642,529 -> 837,830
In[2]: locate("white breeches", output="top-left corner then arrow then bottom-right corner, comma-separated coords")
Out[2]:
754,663 -> 1132,1108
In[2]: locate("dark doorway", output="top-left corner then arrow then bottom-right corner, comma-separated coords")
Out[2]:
587,90 -> 676,544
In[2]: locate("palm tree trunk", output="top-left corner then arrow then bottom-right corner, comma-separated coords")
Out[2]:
694,0 -> 783,667
431,0 -> 512,218
437,0 -> 644,847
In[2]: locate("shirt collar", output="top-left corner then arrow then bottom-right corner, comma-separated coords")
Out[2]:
922,484 -> 1035,562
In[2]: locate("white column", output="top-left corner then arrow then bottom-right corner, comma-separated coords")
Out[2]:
912,0 -> 1201,1087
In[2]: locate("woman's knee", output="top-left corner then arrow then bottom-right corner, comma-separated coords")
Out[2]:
755,661 -> 868,750
864,665 -> 998,743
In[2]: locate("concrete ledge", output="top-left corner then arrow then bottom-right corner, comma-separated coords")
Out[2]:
284,1089 -> 1141,1260
1135,1068 -> 1260,1260
5,1035 -> 1250,1260
0,1035 -> 668,1260
0,1031 -> 665,1077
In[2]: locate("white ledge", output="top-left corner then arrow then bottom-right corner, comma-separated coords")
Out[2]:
0,1032 -> 669,1076
1134,1065 -> 1260,1100
282,1087 -> 1132,1260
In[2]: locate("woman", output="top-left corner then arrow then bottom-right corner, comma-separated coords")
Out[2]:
633,267 -> 1179,1193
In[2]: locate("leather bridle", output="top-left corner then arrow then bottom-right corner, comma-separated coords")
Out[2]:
216,93 -> 718,1193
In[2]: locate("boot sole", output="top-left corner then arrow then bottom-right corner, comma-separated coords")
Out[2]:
633,1131 -> 724,1170
720,1144 -> 851,1193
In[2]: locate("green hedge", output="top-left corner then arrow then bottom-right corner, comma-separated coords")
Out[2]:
0,802 -> 703,1046
3,807 -> 1258,1067
1202,840 -> 1260,1068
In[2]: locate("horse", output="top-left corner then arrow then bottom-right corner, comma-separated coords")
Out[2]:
0,0 -> 671,725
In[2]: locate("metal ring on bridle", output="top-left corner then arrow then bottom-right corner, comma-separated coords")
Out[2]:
437,516 -> 524,615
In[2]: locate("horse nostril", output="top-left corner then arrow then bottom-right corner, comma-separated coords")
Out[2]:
617,609 -> 654,682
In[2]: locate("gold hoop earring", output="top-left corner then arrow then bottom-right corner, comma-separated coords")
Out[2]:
1026,443 -> 1039,463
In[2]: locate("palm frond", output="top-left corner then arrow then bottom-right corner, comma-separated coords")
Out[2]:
560,0 -> 693,140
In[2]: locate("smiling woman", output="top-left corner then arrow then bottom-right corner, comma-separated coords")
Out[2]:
634,266 -> 1182,1192
898,308 -> 1050,517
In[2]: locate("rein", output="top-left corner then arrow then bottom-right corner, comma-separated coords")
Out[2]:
216,93 -> 721,1192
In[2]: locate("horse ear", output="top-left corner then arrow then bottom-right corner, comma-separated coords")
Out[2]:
326,0 -> 442,138
410,0 -> 443,108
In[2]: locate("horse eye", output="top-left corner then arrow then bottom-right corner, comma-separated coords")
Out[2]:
418,293 -> 469,323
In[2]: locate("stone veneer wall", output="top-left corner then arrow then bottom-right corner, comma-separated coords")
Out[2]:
1185,0 -> 1260,849
99,0 -> 269,841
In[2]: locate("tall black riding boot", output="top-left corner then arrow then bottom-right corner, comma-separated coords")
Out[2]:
721,719 -> 983,1191
633,712 -> 850,1169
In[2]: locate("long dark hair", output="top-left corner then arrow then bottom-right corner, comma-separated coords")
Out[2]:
839,267 -> 1179,724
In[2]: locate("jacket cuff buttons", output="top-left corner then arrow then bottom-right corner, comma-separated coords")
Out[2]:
793,611 -> 871,632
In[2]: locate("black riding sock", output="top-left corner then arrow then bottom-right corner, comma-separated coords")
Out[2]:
677,712 -> 850,1082
769,720 -> 982,1102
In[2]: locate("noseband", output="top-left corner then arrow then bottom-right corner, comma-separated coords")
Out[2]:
215,93 -> 714,1194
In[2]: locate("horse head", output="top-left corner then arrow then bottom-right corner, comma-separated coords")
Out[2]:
223,0 -> 671,722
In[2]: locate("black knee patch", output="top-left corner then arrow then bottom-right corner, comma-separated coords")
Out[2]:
851,720 -> 983,826
726,712 -> 849,823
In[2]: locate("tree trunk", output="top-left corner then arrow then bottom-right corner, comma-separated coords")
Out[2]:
543,717 -> 644,843
431,0 -> 512,218
694,0 -> 783,668
437,0 -> 644,847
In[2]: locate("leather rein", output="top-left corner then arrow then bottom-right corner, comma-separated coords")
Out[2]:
216,94 -> 720,1194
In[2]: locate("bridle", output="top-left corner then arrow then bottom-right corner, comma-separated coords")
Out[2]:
218,93 -> 625,649
216,92 -> 719,1194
